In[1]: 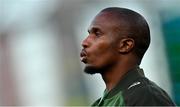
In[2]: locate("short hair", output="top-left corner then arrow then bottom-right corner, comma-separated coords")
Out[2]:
101,7 -> 150,63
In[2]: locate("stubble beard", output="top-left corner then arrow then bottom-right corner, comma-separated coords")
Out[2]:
84,66 -> 103,75
84,63 -> 113,75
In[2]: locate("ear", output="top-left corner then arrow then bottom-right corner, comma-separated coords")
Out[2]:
118,38 -> 135,54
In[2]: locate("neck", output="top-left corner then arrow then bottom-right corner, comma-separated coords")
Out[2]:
101,57 -> 138,91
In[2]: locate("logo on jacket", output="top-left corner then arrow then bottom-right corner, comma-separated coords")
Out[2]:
128,81 -> 141,89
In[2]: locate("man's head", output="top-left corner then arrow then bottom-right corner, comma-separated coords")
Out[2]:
80,7 -> 150,74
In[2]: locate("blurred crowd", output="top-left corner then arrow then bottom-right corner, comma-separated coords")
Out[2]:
0,0 -> 180,106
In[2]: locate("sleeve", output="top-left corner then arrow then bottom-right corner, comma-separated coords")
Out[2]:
124,85 -> 176,106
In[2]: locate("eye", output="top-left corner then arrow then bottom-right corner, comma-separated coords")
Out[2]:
88,28 -> 103,37
93,28 -> 103,37
94,31 -> 101,37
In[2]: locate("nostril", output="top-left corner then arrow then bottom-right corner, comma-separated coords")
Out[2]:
82,41 -> 88,48
82,38 -> 89,48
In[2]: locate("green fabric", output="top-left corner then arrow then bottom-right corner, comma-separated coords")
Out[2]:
92,89 -> 124,106
91,67 -> 176,106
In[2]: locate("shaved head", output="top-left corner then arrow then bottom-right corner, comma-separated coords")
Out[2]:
81,7 -> 151,74
100,7 -> 150,64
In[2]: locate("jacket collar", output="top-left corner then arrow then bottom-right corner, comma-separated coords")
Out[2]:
104,66 -> 145,99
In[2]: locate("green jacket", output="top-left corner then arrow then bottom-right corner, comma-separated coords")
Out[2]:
92,67 -> 176,106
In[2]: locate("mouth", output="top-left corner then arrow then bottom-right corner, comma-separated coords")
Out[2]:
80,49 -> 88,63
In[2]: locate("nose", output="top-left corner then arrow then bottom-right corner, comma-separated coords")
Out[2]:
81,35 -> 91,48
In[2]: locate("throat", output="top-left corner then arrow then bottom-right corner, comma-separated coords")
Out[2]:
101,64 -> 138,91
101,67 -> 126,91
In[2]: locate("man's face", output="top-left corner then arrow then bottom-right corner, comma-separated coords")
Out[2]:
80,12 -> 120,74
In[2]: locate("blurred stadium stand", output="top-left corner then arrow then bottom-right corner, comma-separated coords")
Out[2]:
0,0 -> 179,106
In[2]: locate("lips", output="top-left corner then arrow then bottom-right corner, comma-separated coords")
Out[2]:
80,49 -> 88,63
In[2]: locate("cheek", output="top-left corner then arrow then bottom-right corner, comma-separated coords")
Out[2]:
91,41 -> 110,56
89,41 -> 117,66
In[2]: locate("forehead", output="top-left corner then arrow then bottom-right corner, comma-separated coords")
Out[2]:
88,12 -> 120,31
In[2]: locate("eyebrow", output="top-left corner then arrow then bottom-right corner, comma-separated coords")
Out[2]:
88,27 -> 102,33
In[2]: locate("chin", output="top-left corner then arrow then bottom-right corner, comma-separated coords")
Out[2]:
84,66 -> 98,74
84,64 -> 106,75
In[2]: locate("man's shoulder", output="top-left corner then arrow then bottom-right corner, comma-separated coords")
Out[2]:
126,77 -> 169,95
123,77 -> 175,106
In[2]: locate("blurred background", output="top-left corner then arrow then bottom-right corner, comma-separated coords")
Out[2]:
0,0 -> 180,106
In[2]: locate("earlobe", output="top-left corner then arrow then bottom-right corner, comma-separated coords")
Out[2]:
118,38 -> 134,54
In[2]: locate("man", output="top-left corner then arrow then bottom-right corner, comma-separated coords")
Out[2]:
80,7 -> 175,106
